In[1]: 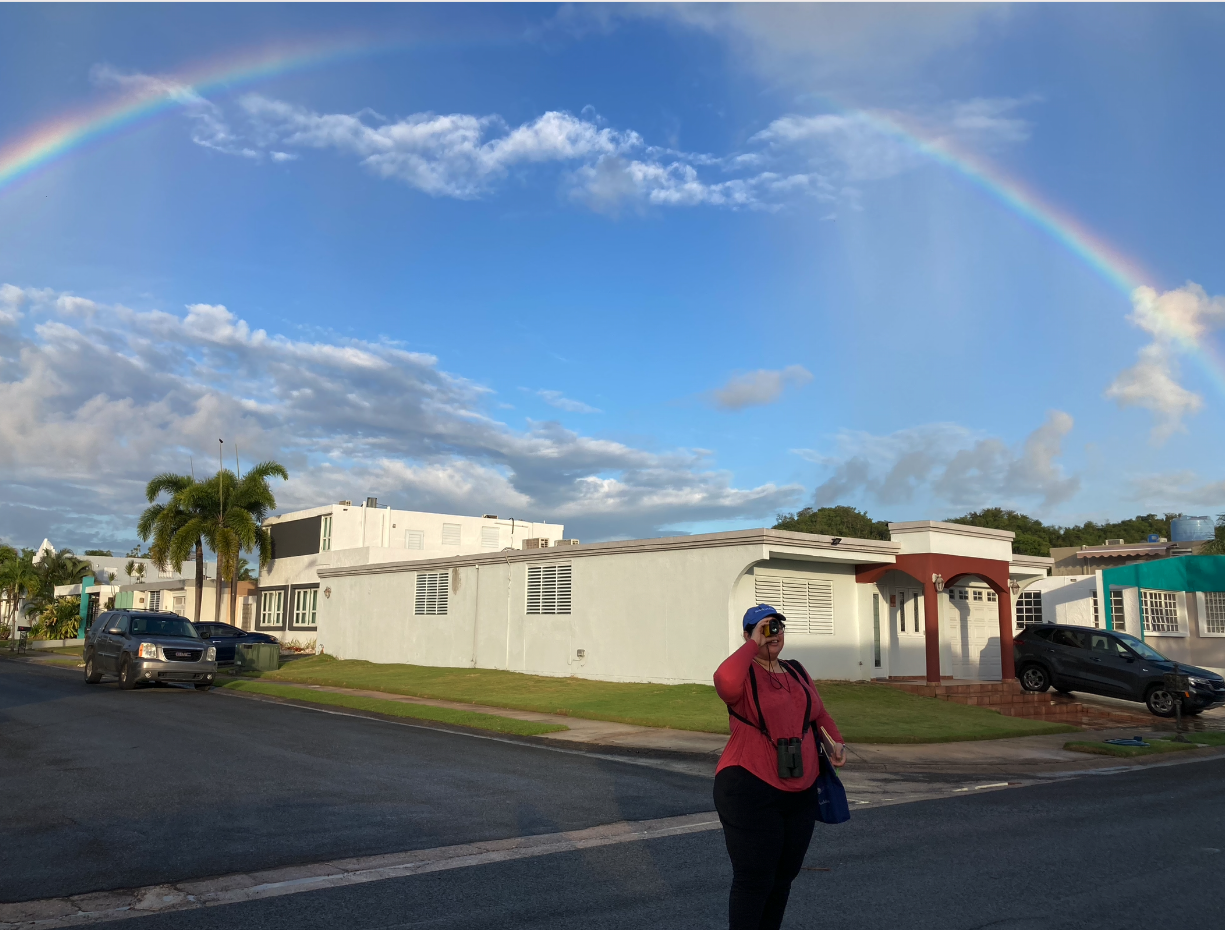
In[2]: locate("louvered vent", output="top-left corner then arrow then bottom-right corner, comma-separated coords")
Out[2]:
481,526 -> 500,549
527,564 -> 572,615
415,572 -> 449,615
753,576 -> 834,634
442,523 -> 461,546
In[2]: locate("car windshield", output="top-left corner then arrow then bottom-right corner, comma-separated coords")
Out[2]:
128,615 -> 199,638
1114,633 -> 1167,661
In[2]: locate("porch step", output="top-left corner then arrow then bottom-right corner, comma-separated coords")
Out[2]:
881,680 -> 1153,728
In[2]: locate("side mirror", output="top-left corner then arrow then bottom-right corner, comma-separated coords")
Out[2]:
105,627 -> 122,635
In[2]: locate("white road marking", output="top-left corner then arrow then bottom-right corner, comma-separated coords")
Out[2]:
0,813 -> 722,930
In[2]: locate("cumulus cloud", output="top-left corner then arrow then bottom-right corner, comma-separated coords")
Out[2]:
799,411 -> 1079,511
1105,283 -> 1225,442
535,390 -> 601,414
0,284 -> 801,550
1128,470 -> 1225,509
710,366 -> 813,411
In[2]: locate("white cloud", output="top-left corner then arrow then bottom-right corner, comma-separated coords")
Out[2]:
710,365 -> 813,411
0,284 -> 802,550
802,411 -> 1079,511
535,390 -> 601,414
1105,283 -> 1225,442
1128,470 -> 1225,510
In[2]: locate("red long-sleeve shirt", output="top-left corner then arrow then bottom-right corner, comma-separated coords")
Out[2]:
714,640 -> 844,791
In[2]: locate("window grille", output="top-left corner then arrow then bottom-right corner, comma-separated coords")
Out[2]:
1204,592 -> 1225,634
241,601 -> 253,630
527,564 -> 572,615
958,588 -> 968,600
481,526 -> 500,549
442,524 -> 461,546
292,588 -> 318,627
406,530 -> 424,550
1141,590 -> 1179,633
972,589 -> 983,602
1015,590 -> 1042,628
415,572 -> 450,615
260,590 -> 284,627
148,590 -> 162,611
320,515 -> 332,552
1092,591 -> 1100,628
753,576 -> 835,634
173,595 -> 186,615
872,594 -> 881,668
986,591 -> 997,602
1110,590 -> 1126,631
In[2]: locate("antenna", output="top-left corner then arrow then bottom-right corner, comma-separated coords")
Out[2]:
189,456 -> 195,480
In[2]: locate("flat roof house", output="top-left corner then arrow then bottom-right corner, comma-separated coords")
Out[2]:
256,500 -> 565,644
312,520 -> 1050,685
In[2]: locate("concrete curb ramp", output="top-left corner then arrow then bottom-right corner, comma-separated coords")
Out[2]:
0,813 -> 721,929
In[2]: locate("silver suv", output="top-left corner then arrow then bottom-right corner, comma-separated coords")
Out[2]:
84,610 -> 218,690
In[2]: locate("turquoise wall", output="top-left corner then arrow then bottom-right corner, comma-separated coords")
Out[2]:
1100,555 -> 1225,635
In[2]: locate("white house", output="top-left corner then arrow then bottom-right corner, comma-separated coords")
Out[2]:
312,521 -> 1051,685
256,500 -> 566,642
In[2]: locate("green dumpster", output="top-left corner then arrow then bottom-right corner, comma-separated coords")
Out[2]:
236,642 -> 280,672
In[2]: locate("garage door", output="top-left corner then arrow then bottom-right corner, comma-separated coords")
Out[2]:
947,587 -> 1002,680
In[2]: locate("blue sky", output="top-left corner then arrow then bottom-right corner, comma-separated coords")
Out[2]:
2,3 -> 1225,551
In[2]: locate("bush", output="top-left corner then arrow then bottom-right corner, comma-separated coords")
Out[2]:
31,596 -> 81,640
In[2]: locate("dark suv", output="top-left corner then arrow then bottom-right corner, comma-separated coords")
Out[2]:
1014,624 -> 1225,717
83,610 -> 218,690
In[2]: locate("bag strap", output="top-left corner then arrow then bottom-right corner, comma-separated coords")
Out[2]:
726,663 -> 812,741
783,658 -> 812,684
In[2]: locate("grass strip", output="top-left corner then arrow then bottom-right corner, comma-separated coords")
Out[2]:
36,658 -> 85,668
222,680 -> 569,737
260,655 -> 1076,744
1064,739 -> 1198,758
1159,732 -> 1225,747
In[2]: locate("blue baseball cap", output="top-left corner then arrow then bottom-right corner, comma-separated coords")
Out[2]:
743,603 -> 786,631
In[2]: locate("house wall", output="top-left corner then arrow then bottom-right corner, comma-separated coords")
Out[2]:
317,541 -> 880,685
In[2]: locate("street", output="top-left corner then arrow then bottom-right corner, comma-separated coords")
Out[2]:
3,660 -> 1224,929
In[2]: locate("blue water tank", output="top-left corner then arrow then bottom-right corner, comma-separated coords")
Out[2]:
1171,516 -> 1215,542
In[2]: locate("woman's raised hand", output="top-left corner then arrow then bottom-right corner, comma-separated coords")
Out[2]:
750,618 -> 772,647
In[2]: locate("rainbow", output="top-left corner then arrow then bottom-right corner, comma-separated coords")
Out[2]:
0,36 -> 380,195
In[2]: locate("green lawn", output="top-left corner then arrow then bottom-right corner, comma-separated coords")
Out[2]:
222,680 -> 569,737
1161,732 -> 1225,747
257,655 -> 1076,744
1064,739 -> 1198,758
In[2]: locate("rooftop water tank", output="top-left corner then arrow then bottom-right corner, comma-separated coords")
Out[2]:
1171,515 -> 1215,542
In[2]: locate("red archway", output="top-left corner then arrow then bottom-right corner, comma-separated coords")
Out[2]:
857,554 -> 1014,683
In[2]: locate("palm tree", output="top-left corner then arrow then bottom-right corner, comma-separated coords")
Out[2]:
26,549 -> 92,617
184,462 -> 286,625
0,551 -> 41,636
140,473 -> 208,624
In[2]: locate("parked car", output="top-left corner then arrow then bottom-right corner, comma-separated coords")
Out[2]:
192,622 -> 279,666
1014,623 -> 1225,717
83,610 -> 218,690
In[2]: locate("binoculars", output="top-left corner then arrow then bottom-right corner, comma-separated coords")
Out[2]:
763,617 -> 782,635
777,737 -> 804,779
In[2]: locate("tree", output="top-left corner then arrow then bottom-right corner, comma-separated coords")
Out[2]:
84,549 -> 113,557
1200,515 -> 1225,555
774,506 -> 891,541
140,473 -> 207,624
0,551 -> 41,635
946,508 -> 1182,556
32,596 -> 81,640
25,549 -> 92,617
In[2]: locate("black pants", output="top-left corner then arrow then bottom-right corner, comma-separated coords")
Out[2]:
713,766 -> 819,930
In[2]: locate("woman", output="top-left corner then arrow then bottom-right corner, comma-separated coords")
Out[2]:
713,603 -> 847,930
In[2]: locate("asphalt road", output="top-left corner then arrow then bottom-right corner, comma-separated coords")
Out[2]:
5,659 -> 1224,930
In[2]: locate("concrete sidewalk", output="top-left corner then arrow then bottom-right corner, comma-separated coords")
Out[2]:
218,676 -> 1225,776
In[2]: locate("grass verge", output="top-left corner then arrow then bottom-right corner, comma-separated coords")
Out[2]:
222,680 -> 569,737
1160,732 -> 1225,747
1064,739 -> 1198,758
258,655 -> 1077,744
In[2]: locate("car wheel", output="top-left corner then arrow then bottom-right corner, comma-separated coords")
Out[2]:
1145,685 -> 1177,717
194,683 -> 212,691
119,657 -> 139,691
1019,665 -> 1050,692
83,652 -> 103,684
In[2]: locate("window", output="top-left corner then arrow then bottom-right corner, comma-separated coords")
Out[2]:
291,588 -> 318,628
1052,629 -> 1087,649
442,523 -> 461,546
320,515 -> 332,552
406,530 -> 424,550
754,576 -> 835,634
958,588 -> 968,600
1110,589 -> 1126,631
1092,591 -> 1099,628
481,526 -> 500,549
173,595 -> 186,615
415,572 -> 450,615
872,594 -> 881,668
148,590 -> 162,611
527,564 -> 572,615
1205,592 -> 1225,635
1141,590 -> 1179,634
260,590 -> 284,627
159,567 -> 174,579
1015,590 -> 1042,628
972,589 -> 983,602
898,593 -> 908,634
986,591 -> 997,603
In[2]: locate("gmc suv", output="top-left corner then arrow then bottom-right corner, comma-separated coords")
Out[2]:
1014,623 -> 1225,717
83,610 -> 218,690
